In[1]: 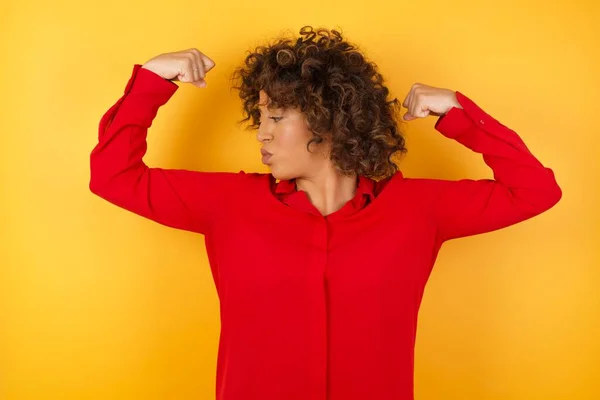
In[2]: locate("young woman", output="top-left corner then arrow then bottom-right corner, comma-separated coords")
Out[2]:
90,26 -> 561,400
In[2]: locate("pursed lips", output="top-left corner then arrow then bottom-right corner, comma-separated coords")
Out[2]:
260,148 -> 273,164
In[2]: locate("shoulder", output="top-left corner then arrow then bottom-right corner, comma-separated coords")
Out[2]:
236,170 -> 272,185
229,170 -> 273,194
380,170 -> 458,204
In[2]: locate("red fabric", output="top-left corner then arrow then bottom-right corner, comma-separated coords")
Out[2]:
273,174 -> 379,217
90,64 -> 562,399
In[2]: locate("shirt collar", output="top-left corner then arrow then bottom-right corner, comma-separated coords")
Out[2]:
274,174 -> 375,207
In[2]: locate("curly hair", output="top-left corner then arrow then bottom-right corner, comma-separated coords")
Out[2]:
231,25 -> 406,180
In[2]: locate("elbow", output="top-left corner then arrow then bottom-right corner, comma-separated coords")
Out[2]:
527,171 -> 563,215
89,173 -> 125,205
89,172 -> 109,199
89,168 -> 121,201
544,179 -> 562,211
89,158 -> 113,199
541,167 -> 563,211
89,159 -> 145,203
88,152 -> 124,200
89,151 -> 106,197
89,176 -> 102,196
510,168 -> 562,218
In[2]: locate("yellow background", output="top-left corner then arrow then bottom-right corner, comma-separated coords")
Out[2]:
1,0 -> 598,399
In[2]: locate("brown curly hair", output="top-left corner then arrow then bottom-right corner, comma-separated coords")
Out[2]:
231,25 -> 406,180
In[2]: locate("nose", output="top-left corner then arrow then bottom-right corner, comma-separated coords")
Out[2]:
256,123 -> 273,143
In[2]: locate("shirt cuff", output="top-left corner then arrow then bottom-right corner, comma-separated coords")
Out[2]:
434,91 -> 498,139
124,64 -> 179,104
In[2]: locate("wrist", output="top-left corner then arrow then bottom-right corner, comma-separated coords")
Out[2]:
450,92 -> 463,111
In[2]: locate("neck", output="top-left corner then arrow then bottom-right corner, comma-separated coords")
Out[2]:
296,168 -> 358,216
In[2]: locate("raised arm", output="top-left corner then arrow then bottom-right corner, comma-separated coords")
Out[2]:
402,84 -> 562,242
89,49 -> 245,235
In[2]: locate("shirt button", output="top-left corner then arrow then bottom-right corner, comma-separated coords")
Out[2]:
479,119 -> 485,124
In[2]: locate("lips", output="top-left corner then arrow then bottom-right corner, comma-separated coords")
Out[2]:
260,148 -> 273,165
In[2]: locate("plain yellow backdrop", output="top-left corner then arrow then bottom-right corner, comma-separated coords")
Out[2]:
1,0 -> 598,399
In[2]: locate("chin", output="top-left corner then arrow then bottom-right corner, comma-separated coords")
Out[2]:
269,165 -> 297,181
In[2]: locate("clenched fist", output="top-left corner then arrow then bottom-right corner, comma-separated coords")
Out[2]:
141,48 -> 216,88
402,83 -> 462,121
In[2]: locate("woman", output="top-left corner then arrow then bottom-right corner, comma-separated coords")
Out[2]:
90,26 -> 561,400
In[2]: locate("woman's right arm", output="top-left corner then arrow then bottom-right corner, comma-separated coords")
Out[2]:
90,54 -> 244,235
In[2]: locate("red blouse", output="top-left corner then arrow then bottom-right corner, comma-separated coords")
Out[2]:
90,64 -> 562,400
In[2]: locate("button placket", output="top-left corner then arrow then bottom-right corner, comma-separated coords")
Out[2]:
305,215 -> 328,399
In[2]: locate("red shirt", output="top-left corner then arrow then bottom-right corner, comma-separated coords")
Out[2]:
90,64 -> 562,400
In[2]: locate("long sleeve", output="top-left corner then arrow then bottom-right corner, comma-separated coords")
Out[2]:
89,64 -> 245,235
429,91 -> 562,242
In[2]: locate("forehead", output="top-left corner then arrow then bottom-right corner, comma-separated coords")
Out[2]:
257,90 -> 296,115
258,90 -> 272,108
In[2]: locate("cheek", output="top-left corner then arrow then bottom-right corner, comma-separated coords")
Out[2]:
278,124 -> 313,155
270,128 -> 312,177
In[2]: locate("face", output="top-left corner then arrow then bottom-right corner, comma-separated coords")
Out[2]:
256,90 -> 330,180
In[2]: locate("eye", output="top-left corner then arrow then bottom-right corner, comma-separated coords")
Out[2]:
269,116 -> 283,122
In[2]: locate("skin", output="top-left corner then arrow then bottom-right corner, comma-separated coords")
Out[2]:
256,84 -> 462,216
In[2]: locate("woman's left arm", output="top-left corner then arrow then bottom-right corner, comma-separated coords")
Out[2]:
402,84 -> 562,242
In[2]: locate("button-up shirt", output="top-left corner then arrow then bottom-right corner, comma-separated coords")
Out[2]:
90,64 -> 562,399
273,173 -> 378,217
